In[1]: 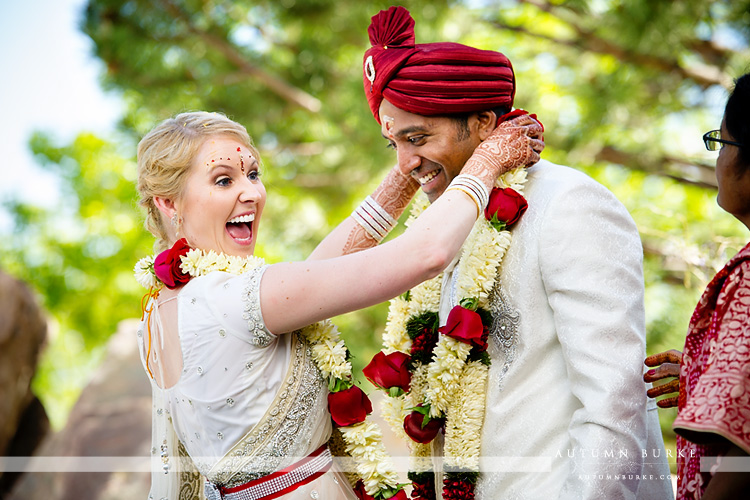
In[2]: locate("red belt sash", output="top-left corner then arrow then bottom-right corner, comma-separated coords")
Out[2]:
204,445 -> 333,500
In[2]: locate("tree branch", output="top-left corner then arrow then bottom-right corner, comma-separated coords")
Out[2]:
495,0 -> 733,89
594,146 -> 717,189
157,0 -> 321,112
642,242 -> 702,287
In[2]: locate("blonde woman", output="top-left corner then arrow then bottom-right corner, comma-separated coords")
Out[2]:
134,111 -> 542,499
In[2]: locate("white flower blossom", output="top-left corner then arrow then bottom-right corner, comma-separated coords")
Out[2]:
496,166 -> 528,193
380,395 -> 409,440
408,275 -> 442,316
179,249 -> 203,276
311,340 -> 348,378
133,256 -> 156,288
340,421 -> 400,494
383,297 -> 411,353
444,361 -> 488,471
225,255 -> 249,275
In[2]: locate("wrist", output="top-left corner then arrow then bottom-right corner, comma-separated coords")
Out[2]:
351,196 -> 398,242
369,166 -> 419,224
444,174 -> 490,218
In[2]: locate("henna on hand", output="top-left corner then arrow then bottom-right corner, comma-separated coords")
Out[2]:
462,114 -> 545,191
644,349 -> 682,409
342,165 -> 419,255
342,224 -> 379,254
371,165 -> 420,221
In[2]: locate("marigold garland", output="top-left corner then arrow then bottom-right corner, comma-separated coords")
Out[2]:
368,167 -> 528,499
135,247 -> 403,499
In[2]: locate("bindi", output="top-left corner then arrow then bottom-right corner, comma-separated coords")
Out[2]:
383,115 -> 395,138
237,147 -> 245,174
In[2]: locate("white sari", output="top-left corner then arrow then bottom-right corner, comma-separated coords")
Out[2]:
137,267 -> 356,499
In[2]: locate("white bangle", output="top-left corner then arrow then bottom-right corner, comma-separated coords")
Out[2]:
445,174 -> 489,217
351,195 -> 398,242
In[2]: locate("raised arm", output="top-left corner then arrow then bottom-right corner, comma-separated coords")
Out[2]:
262,118 -> 543,334
308,113 -> 544,260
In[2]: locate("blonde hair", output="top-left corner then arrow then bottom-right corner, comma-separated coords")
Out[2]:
136,111 -> 261,251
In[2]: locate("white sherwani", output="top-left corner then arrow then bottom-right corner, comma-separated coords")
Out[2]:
439,161 -> 673,499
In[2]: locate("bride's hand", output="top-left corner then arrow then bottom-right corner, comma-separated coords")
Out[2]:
460,114 -> 545,190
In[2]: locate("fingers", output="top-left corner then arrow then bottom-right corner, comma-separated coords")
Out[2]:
643,362 -> 681,382
502,114 -> 543,136
656,397 -> 678,409
529,137 -> 545,155
647,379 -> 679,398
492,116 -> 540,137
644,349 -> 683,367
524,153 -> 540,168
499,114 -> 535,128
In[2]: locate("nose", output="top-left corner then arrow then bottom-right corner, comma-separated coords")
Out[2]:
239,177 -> 263,203
397,145 -> 421,177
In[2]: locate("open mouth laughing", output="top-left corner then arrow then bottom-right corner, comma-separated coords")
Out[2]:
226,213 -> 255,244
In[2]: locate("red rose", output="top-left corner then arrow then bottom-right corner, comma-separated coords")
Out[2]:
328,385 -> 372,427
391,490 -> 408,500
484,187 -> 528,228
404,408 -> 444,444
353,481 -> 374,500
153,238 -> 191,289
439,306 -> 488,352
363,351 -> 412,394
353,481 -> 408,500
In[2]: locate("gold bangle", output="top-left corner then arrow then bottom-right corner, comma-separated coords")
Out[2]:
446,185 -> 481,218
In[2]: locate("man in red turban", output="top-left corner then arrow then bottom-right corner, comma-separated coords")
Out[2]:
356,6 -> 673,500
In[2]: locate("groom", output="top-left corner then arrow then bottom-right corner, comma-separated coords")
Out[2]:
359,6 -> 672,500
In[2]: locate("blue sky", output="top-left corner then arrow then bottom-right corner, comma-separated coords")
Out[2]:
0,0 -> 123,230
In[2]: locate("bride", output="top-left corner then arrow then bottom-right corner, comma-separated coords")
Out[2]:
133,110 -> 542,499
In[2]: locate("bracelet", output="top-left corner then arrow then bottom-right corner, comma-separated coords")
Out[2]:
445,174 -> 489,217
351,195 -> 398,242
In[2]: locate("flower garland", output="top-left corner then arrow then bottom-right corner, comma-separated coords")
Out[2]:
364,167 -> 528,500
135,243 -> 406,500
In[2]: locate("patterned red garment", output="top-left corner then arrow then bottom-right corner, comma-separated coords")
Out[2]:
674,241 -> 750,499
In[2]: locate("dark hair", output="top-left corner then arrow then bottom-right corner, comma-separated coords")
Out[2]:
449,106 -> 512,141
724,72 -> 750,166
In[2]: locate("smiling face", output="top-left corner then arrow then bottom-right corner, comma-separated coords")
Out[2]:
379,100 -> 493,203
175,135 -> 266,257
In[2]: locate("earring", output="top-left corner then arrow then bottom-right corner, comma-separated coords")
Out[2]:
171,213 -> 183,237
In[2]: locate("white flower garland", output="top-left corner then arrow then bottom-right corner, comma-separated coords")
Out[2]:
377,167 -> 528,493
135,249 -> 401,498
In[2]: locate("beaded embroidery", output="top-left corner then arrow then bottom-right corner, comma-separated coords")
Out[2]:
241,266 -> 273,347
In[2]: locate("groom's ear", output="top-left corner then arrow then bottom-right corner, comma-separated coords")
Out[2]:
476,110 -> 497,141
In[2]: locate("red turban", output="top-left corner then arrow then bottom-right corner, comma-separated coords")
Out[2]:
363,6 -> 516,123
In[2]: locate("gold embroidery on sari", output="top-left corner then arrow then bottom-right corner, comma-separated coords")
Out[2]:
206,333 -> 325,487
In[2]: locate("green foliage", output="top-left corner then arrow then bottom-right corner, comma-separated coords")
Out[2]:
1,131 -> 155,426
3,0 -> 749,435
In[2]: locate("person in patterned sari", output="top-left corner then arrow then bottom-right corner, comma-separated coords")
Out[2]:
645,72 -> 750,499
